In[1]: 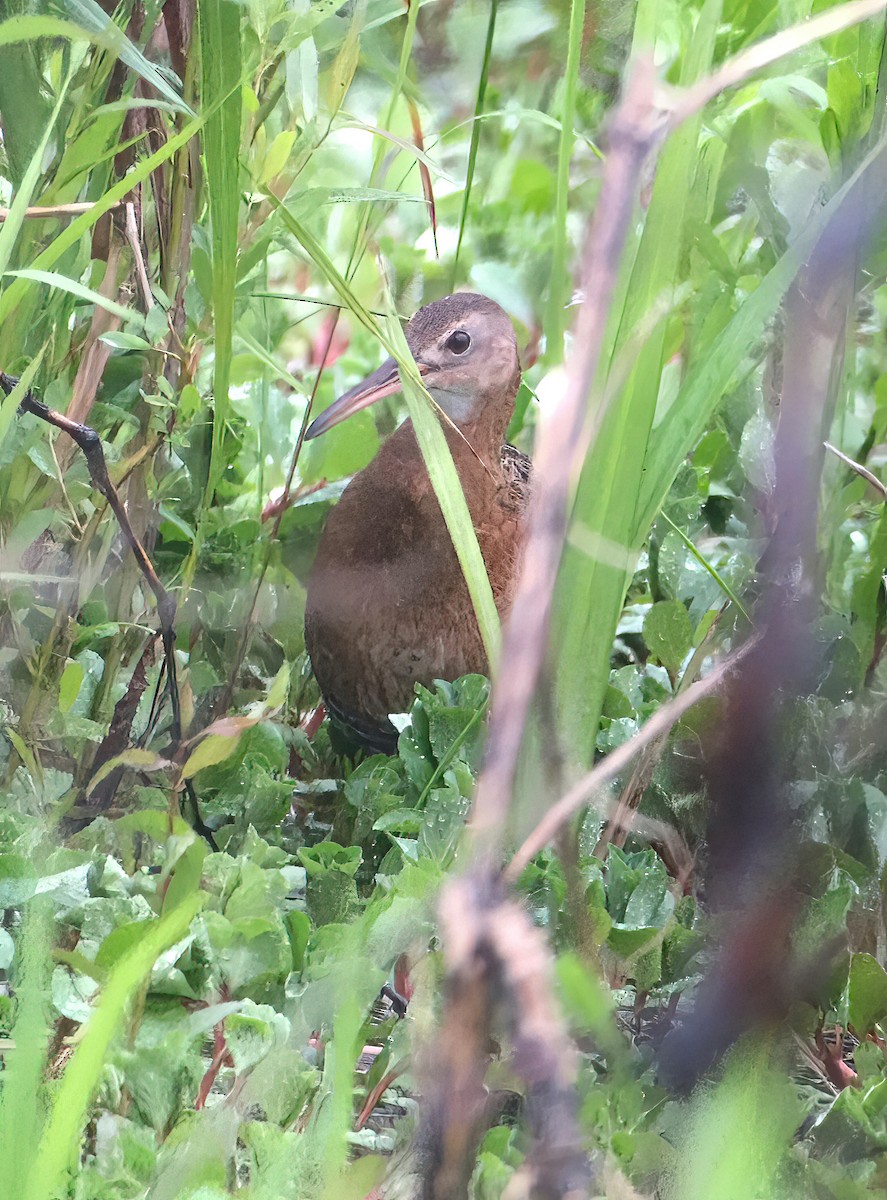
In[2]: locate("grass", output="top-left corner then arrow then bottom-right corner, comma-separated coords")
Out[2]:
0,0 -> 886,1197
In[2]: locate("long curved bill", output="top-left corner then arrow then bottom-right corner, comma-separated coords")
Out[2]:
304,357 -> 428,441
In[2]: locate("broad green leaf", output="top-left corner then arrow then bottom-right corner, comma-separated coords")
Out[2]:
181,732 -> 245,779
86,749 -> 170,795
24,894 -> 203,1200
848,953 -> 887,1035
259,129 -> 296,184
607,924 -> 661,957
298,843 -> 362,879
644,600 -> 694,673
57,660 -> 83,714
265,662 -> 291,711
162,840 -> 207,915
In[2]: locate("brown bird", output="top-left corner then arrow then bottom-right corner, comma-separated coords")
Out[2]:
303,293 -> 530,753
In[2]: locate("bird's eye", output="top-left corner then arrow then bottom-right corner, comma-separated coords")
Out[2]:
445,330 -> 471,355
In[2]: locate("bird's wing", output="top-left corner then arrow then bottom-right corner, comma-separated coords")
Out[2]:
500,442 -> 532,512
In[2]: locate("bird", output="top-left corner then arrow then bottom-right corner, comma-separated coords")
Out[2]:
303,292 -> 531,754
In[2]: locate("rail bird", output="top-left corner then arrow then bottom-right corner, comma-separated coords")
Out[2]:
304,293 -> 530,753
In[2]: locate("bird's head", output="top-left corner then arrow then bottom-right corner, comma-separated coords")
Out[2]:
304,293 -> 520,441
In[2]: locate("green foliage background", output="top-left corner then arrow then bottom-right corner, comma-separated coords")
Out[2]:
0,0 -> 886,1196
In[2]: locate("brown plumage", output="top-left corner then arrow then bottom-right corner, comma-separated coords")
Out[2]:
304,293 -> 530,753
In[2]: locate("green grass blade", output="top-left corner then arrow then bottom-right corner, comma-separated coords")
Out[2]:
24,894 -> 204,1200
0,66 -> 73,280
345,0 -> 421,280
550,0 -> 724,766
383,305 -> 501,665
60,0 -> 192,113
544,0 -> 585,363
0,33 -> 52,189
0,901 -> 53,1200
198,0 -> 243,510
658,510 -> 751,623
0,105 -> 216,327
0,15 -> 101,45
453,0 -> 498,279
4,268 -> 147,328
0,67 -> 247,362
635,132 -> 887,532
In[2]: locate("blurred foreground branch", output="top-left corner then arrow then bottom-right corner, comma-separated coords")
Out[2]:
423,4 -> 887,1189
421,876 -> 588,1200
658,117 -> 887,1091
504,637 -> 757,884
469,61 -> 665,859
420,61 -> 667,1200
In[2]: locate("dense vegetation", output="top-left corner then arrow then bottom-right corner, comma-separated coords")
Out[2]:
1,0 -> 887,1196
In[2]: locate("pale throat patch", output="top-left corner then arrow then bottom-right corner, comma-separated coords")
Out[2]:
428,387 -> 476,423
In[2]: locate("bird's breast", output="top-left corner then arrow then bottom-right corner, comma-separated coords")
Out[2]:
304,432 -> 527,732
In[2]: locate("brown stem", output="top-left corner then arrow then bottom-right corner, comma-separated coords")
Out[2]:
7,377 -> 181,745
468,60 -> 664,860
216,313 -> 341,715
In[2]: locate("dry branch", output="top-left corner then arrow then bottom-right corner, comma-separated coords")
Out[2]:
0,201 -> 124,220
663,0 -> 887,130
5,376 -> 181,744
825,440 -> 887,501
421,875 -> 590,1200
503,641 -> 755,883
659,124 -> 887,1091
468,60 -> 666,858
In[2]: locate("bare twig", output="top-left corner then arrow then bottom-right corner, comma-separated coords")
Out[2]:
504,641 -> 753,883
0,201 -> 125,220
421,875 -> 591,1200
469,60 -> 666,858
663,0 -> 887,130
124,200 -> 156,313
825,440 -> 887,500
6,376 -> 181,743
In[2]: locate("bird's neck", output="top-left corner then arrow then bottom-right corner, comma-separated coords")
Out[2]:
382,371 -> 520,493
445,370 -> 521,466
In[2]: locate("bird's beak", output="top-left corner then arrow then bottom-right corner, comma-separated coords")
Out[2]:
304,357 -> 429,440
